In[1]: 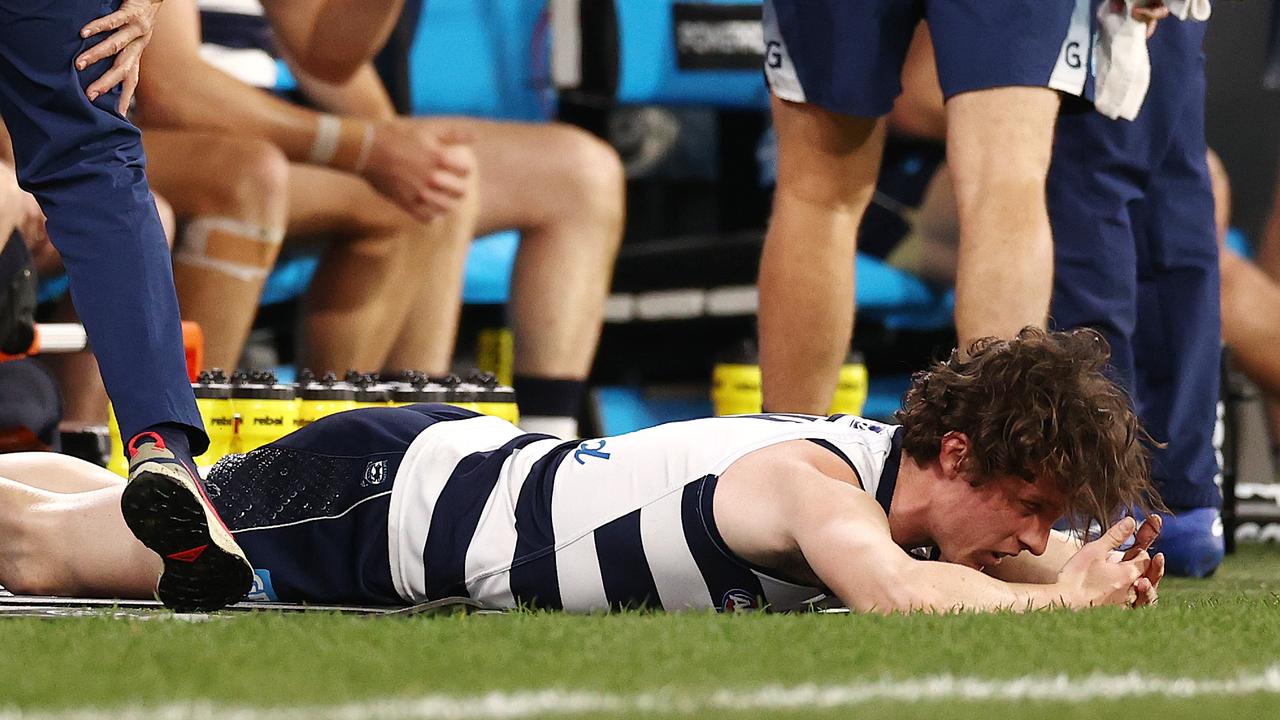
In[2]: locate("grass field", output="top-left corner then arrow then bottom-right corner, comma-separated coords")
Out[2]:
4,544 -> 1279,719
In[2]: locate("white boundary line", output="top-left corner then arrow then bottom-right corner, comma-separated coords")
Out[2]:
6,666 -> 1280,720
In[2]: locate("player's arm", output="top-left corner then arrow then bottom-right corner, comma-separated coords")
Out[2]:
778,470 -> 1148,613
290,61 -> 397,121
134,0 -> 321,159
261,0 -> 404,82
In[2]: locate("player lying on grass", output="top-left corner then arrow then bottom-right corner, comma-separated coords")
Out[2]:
0,328 -> 1163,614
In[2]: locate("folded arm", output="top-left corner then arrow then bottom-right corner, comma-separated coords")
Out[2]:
135,0 -> 320,160
262,0 -> 404,82
774,469 -> 1146,613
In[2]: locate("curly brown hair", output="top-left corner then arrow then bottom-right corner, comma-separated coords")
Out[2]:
895,327 -> 1162,534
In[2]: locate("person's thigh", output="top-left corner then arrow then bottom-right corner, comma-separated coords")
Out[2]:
762,0 -> 919,118
406,117 -> 612,236
928,0 -> 1085,101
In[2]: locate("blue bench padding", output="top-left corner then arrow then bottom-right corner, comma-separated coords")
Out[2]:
1226,227 -> 1250,259
592,375 -> 910,436
259,230 -> 522,308
36,274 -> 70,305
613,0 -> 769,108
409,1 -> 550,120
854,253 -> 954,331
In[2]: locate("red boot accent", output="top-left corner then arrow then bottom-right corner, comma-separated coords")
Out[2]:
167,544 -> 208,563
127,431 -> 167,457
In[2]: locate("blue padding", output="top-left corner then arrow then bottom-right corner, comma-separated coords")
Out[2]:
462,230 -> 521,305
409,0 -> 550,120
862,375 -> 911,421
275,59 -> 298,93
593,376 -> 909,435
854,253 -> 954,331
36,274 -> 70,305
1226,227 -> 1251,259
259,232 -> 521,307
593,385 -> 711,436
614,0 -> 769,108
259,253 -> 321,307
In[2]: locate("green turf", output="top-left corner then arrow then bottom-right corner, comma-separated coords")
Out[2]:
3,544 -> 1278,718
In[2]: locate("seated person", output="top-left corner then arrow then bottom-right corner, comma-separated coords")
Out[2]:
135,0 -> 624,438
0,328 -> 1162,614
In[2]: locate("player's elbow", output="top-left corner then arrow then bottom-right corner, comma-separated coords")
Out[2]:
290,48 -> 362,84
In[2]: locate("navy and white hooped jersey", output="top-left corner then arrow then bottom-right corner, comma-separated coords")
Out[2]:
388,412 -> 905,612
196,0 -> 297,93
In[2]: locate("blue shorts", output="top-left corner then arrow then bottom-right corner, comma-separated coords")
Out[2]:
763,0 -> 1092,118
204,404 -> 482,605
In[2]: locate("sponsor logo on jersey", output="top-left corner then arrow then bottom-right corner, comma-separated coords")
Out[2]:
722,589 -> 759,612
246,569 -> 278,602
574,439 -> 612,465
363,459 -> 388,486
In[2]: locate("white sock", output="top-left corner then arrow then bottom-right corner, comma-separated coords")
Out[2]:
519,415 -> 579,439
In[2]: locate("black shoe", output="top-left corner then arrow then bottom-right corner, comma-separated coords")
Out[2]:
120,432 -> 253,611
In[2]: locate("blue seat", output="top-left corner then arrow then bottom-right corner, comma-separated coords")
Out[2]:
258,230 -> 521,308
610,0 -> 769,109
408,0 -> 550,120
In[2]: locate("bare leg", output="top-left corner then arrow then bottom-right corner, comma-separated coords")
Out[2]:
145,131 -> 291,369
759,97 -> 885,413
0,473 -> 158,598
946,87 -> 1059,348
288,161 -> 476,374
404,118 -> 625,380
0,452 -> 124,492
1256,150 -> 1280,283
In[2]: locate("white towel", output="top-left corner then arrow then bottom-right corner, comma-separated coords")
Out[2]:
1094,0 -> 1151,121
1165,0 -> 1212,21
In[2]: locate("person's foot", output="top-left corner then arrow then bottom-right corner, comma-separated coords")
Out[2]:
1151,506 -> 1225,578
120,432 -> 253,611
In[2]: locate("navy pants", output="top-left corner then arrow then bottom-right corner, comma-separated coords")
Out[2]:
0,0 -> 205,451
1048,19 -> 1220,510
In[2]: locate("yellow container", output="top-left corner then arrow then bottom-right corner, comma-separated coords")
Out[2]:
390,380 -> 450,409
447,379 -> 484,413
106,404 -> 128,477
468,371 -> 520,424
711,362 -> 763,416
477,328 -> 515,387
195,377 -> 236,468
296,380 -> 358,429
712,350 -> 869,417
829,353 -> 869,416
231,377 -> 297,453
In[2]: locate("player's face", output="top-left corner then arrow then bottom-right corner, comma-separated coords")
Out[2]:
933,473 -> 1067,571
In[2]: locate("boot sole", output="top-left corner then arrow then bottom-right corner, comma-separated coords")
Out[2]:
121,466 -> 254,612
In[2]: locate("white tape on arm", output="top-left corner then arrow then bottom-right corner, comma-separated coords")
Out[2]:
309,114 -> 342,166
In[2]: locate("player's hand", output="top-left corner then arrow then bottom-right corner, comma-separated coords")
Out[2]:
1057,517 -> 1149,608
361,119 -> 475,222
1131,1 -> 1170,39
77,0 -> 165,114
0,164 -> 25,242
1123,514 -> 1164,608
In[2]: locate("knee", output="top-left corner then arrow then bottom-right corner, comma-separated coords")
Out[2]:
548,124 -> 625,230
191,138 -> 290,219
